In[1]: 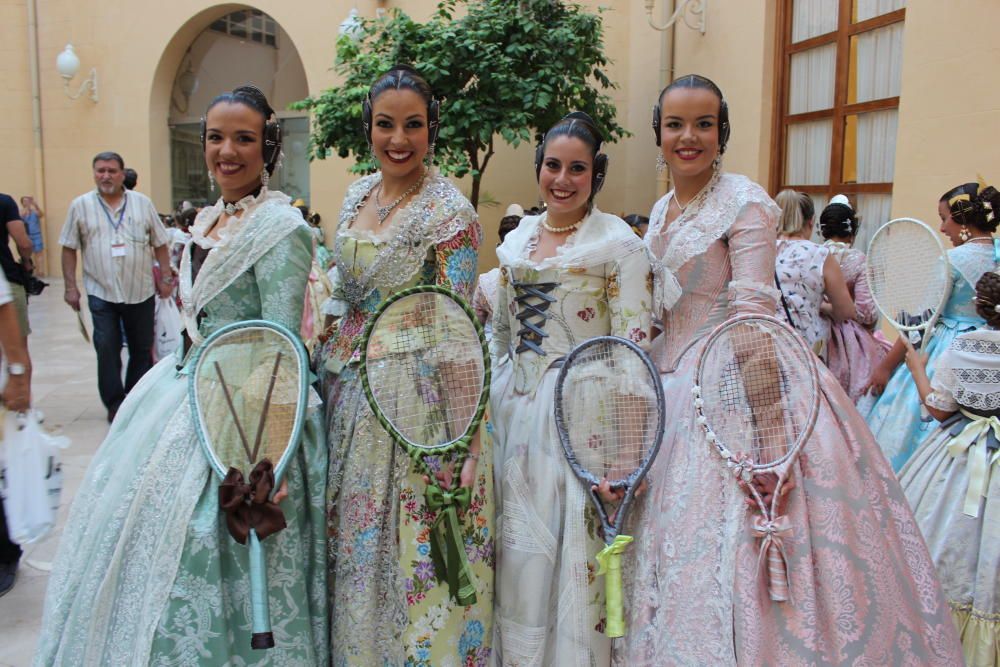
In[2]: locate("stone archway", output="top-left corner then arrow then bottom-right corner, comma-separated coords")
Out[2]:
148,4 -> 312,211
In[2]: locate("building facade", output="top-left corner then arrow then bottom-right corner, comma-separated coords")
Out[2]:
3,0 -> 999,272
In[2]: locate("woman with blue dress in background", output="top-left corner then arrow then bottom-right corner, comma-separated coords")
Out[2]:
865,181 -> 1000,471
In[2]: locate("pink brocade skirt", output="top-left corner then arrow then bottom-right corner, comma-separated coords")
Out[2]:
826,319 -> 891,403
614,353 -> 963,666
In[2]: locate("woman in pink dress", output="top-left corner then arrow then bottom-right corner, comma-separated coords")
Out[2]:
613,74 -> 962,666
819,196 -> 891,409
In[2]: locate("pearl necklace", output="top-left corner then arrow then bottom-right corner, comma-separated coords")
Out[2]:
540,213 -> 585,234
374,170 -> 426,224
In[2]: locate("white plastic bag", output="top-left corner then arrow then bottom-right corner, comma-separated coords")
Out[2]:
154,296 -> 182,362
0,410 -> 70,544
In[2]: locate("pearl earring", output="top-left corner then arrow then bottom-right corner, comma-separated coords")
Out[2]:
656,153 -> 667,173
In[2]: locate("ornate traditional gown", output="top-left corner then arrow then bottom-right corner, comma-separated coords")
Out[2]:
613,172 -> 963,666
489,209 -> 652,666
823,241 -> 890,410
318,171 -> 494,667
899,327 -> 1000,666
866,242 -> 995,471
35,190 -> 328,666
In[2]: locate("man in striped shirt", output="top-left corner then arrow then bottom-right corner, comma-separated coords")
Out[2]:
60,151 -> 172,422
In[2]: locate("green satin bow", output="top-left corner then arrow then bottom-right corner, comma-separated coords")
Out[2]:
424,484 -> 478,606
948,410 -> 1000,518
595,534 -> 634,638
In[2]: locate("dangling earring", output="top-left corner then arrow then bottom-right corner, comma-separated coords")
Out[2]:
655,153 -> 667,173
208,171 -> 215,192
959,225 -> 972,243
712,153 -> 723,173
260,167 -> 270,189
425,143 -> 436,167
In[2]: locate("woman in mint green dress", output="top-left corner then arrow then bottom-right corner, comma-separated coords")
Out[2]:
35,86 -> 327,666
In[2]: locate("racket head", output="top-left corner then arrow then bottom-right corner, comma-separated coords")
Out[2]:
554,336 -> 666,491
359,285 -> 490,456
694,315 -> 819,475
189,320 -> 310,483
865,217 -> 951,331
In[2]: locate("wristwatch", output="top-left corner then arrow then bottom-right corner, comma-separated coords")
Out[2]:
7,363 -> 26,376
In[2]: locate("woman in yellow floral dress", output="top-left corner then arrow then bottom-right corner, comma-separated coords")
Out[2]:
316,65 -> 493,666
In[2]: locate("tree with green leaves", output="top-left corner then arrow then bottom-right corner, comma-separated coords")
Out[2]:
293,0 -> 627,209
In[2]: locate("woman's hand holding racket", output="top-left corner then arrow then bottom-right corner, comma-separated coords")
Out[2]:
555,336 -> 666,638
694,315 -> 820,604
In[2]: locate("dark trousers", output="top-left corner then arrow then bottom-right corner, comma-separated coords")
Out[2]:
0,495 -> 21,565
89,295 -> 155,412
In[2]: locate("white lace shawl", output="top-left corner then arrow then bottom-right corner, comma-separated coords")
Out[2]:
496,208 -> 648,271
179,189 -> 302,344
928,328 -> 1000,413
331,170 -> 478,310
646,173 -> 781,312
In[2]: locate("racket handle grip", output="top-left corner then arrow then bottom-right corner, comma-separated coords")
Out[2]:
604,556 -> 626,638
248,529 -> 275,650
767,542 -> 789,602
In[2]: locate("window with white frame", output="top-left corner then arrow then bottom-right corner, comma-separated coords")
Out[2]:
210,9 -> 277,47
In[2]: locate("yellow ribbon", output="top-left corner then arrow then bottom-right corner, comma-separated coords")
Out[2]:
946,410 -> 1000,518
595,534 -> 634,638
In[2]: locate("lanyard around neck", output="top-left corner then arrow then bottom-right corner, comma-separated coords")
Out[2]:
97,192 -> 128,233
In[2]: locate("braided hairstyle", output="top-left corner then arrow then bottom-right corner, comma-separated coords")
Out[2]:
941,182 -> 1000,233
975,271 -> 1000,328
652,74 -> 731,154
201,85 -> 282,175
534,111 -> 609,202
362,64 -> 439,148
819,195 -> 859,239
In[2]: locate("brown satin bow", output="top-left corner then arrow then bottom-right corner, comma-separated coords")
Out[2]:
218,460 -> 286,544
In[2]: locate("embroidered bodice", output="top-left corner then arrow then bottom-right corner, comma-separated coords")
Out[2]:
928,329 -> 1000,415
492,209 -> 652,395
645,173 -> 781,373
319,171 -> 480,373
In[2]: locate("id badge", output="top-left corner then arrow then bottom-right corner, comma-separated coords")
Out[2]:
111,243 -> 127,257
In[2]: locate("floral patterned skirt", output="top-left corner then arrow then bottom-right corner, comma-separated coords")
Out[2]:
323,364 -> 494,667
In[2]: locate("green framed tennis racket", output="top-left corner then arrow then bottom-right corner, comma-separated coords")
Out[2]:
188,319 -> 310,650
359,284 -> 490,605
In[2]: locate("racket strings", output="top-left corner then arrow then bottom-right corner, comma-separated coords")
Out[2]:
867,223 -> 948,327
702,323 -> 811,466
561,341 -> 659,483
366,293 -> 485,449
195,329 -> 301,469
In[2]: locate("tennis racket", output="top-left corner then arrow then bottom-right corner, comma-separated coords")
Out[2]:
692,315 -> 819,603
189,320 -> 310,650
553,336 -> 666,638
866,217 -> 951,352
359,284 -> 490,606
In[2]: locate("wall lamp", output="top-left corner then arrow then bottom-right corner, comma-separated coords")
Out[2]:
644,0 -> 707,34
56,44 -> 98,103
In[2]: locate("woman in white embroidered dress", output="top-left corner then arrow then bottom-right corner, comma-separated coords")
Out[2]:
900,269 -> 1000,666
490,112 -> 652,666
35,86 -> 327,666
317,66 -> 494,666
614,74 -> 962,666
773,189 -> 856,361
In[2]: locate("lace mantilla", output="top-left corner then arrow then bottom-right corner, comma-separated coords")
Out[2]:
334,170 -> 478,307
949,242 -> 997,290
190,188 -> 275,250
179,191 -> 303,344
646,173 -> 779,312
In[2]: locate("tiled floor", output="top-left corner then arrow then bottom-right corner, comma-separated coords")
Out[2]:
0,280 -> 109,667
